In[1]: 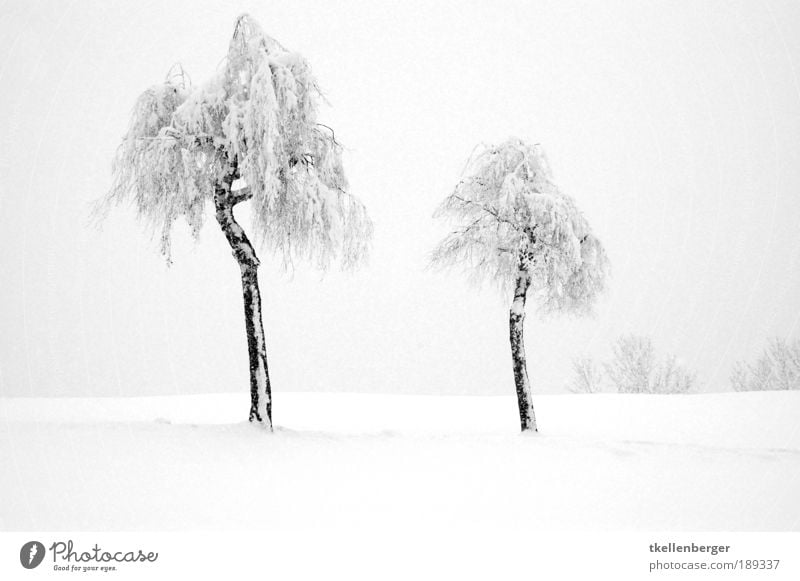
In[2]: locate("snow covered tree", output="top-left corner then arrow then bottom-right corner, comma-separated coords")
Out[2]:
604,335 -> 656,394
731,337 -> 800,391
96,15 -> 372,429
431,138 -> 609,431
568,356 -> 604,394
604,335 -> 696,394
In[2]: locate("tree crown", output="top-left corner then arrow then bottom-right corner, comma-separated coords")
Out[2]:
432,138 -> 609,314
99,14 -> 372,268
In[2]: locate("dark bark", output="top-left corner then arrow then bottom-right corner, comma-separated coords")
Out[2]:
509,270 -> 537,432
213,163 -> 273,429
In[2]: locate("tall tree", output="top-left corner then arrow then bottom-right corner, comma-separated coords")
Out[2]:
431,138 -> 609,431
97,15 -> 372,429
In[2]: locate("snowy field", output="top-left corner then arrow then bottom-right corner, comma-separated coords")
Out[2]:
1,392 -> 798,531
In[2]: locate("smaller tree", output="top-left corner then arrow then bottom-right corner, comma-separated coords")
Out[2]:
568,356 -> 604,394
604,335 -> 656,394
431,138 -> 609,432
604,335 -> 695,394
731,337 -> 800,391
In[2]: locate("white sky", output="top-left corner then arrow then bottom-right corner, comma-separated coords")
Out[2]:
1,0 -> 799,397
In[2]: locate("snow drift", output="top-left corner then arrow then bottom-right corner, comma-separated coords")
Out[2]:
1,391 -> 798,530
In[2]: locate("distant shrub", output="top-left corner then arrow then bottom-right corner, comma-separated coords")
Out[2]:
604,335 -> 696,394
731,338 -> 800,391
568,356 -> 604,394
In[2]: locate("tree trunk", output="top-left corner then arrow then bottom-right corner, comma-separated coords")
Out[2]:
214,169 -> 273,430
509,270 -> 537,432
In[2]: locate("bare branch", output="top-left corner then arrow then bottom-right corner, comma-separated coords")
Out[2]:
316,123 -> 338,144
228,186 -> 253,205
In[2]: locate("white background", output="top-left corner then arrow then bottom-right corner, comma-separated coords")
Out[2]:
1,0 -> 799,398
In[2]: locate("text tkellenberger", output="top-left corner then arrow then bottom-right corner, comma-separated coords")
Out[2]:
649,542 -> 730,556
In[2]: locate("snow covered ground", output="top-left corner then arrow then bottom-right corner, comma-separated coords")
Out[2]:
1,391 -> 798,530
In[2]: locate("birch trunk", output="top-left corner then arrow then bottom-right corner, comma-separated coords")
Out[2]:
509,270 -> 537,432
214,166 -> 273,429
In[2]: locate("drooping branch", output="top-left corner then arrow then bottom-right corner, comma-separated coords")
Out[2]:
316,123 -> 339,145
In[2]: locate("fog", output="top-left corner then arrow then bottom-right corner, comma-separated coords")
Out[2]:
1,0 -> 799,397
